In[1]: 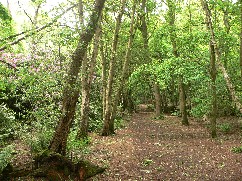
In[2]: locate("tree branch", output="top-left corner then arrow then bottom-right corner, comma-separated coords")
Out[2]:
0,3 -> 78,51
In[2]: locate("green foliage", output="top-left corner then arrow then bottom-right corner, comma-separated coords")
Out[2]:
231,146 -> 242,153
171,110 -> 180,116
218,123 -> 232,133
114,117 -> 126,130
154,113 -> 165,120
0,144 -> 15,173
0,104 -> 18,142
0,3 -> 15,49
142,159 -> 153,166
26,129 -> 53,154
67,130 -> 91,159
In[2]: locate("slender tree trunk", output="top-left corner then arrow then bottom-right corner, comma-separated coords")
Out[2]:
102,0 -> 126,136
100,38 -> 107,120
201,0 -> 242,114
167,0 -> 189,125
49,0 -> 106,155
240,0 -> 242,81
109,0 -> 137,125
201,0 -> 218,137
209,41 -> 217,138
77,24 -> 101,139
154,82 -> 162,117
6,0 -> 11,16
179,77 -> 189,125
139,0 -> 163,117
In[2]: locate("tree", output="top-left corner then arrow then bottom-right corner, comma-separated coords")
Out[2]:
102,0 -> 126,136
49,0 -> 106,155
77,21 -> 102,139
240,0 -> 242,80
166,0 -> 189,126
200,0 -> 242,115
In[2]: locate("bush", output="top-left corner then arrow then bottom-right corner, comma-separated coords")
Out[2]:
0,144 -> 15,173
218,123 -> 232,133
0,104 -> 18,142
23,129 -> 53,154
67,130 -> 91,160
115,117 -> 126,130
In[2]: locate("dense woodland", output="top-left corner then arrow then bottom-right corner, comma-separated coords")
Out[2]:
0,0 -> 242,180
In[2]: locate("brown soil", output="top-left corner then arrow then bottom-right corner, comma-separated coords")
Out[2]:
86,112 -> 242,181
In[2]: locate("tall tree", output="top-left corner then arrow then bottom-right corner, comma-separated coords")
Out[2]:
77,22 -> 102,139
240,0 -> 242,80
200,0 -> 242,115
139,0 -> 162,117
49,0 -> 106,155
76,0 -> 102,139
166,0 -> 189,126
102,0 -> 126,136
110,0 -> 137,125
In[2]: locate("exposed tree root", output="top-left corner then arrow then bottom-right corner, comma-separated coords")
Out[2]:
1,151 -> 105,181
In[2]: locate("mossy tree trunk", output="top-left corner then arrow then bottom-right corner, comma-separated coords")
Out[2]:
109,0 -> 137,128
77,22 -> 102,139
49,0 -> 106,155
102,0 -> 126,136
240,0 -> 242,81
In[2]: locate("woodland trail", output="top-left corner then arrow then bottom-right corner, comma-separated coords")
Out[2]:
86,112 -> 242,181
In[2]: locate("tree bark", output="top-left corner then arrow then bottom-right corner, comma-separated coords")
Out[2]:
240,0 -> 242,81
154,82 -> 162,117
100,37 -> 107,120
102,0 -> 126,136
77,24 -> 101,139
179,77 -> 189,125
49,0 -> 106,155
209,41 -> 217,138
201,0 -> 242,114
109,0 -> 137,126
166,0 -> 189,125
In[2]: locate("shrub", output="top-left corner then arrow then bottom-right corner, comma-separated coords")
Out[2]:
24,129 -> 53,154
218,123 -> 232,133
0,144 -> 15,173
115,117 -> 126,130
67,130 -> 91,160
0,104 -> 18,142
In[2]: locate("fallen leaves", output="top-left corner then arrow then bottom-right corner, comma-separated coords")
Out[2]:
86,112 -> 242,181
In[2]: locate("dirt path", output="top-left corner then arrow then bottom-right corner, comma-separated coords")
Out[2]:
86,112 -> 242,181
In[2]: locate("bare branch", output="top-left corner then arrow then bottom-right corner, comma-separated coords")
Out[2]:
18,0 -> 34,24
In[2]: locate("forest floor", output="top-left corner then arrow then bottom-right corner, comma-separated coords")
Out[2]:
85,111 -> 242,181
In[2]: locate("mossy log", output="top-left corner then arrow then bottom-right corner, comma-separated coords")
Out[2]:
1,151 -> 105,181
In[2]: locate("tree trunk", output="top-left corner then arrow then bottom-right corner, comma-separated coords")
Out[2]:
179,77 -> 189,125
240,0 -> 242,81
102,0 -> 126,136
209,41 -> 217,138
100,37 -> 107,120
167,0 -> 189,125
109,0 -> 137,126
49,0 -> 106,155
201,0 -> 242,114
154,82 -> 162,117
77,22 -> 102,139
